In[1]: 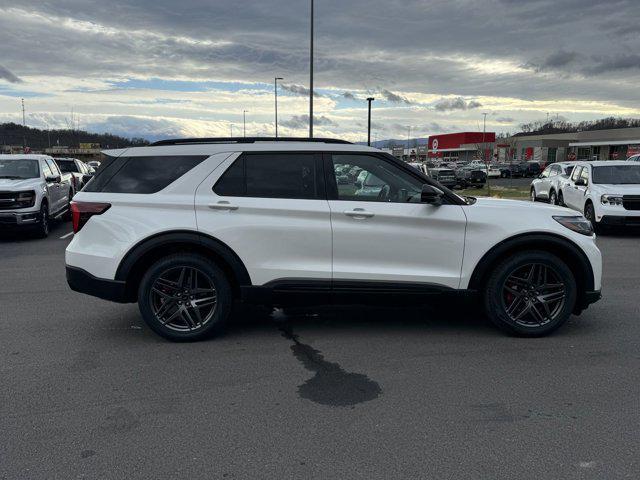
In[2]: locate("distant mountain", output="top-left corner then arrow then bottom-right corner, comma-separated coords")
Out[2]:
0,123 -> 149,150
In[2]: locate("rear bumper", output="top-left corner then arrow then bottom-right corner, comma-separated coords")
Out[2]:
66,266 -> 128,303
599,215 -> 640,227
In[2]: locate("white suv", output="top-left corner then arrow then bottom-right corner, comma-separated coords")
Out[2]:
65,138 -> 602,341
558,161 -> 640,230
530,162 -> 576,205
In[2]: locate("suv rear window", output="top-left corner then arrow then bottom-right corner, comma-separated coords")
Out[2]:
84,155 -> 208,194
214,153 -> 319,199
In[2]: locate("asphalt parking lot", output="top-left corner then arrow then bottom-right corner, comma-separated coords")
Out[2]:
1,221 -> 639,479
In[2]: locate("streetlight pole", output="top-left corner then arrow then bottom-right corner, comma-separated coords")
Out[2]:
366,97 -> 375,146
243,110 -> 248,138
274,77 -> 283,138
482,112 -> 489,196
21,98 -> 26,150
309,0 -> 314,138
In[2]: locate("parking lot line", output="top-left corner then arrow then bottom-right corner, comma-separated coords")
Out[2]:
59,231 -> 74,239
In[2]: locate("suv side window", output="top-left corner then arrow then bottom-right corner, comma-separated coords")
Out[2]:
571,166 -> 582,182
214,153 -> 320,199
96,156 -> 209,194
540,167 -> 551,178
329,154 -> 423,203
580,166 -> 589,185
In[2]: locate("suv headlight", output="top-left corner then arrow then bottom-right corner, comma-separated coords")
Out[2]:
16,190 -> 36,208
601,194 -> 623,206
553,215 -> 594,236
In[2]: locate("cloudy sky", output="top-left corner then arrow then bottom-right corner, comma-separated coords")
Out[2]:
0,0 -> 639,142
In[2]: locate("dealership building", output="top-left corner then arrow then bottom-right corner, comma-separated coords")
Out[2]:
509,127 -> 640,163
427,132 -> 496,163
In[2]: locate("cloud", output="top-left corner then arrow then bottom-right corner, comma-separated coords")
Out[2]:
495,117 -> 515,124
342,91 -> 357,100
0,65 -> 22,83
434,97 -> 482,111
280,83 -> 323,98
280,114 -> 337,129
585,54 -> 640,74
381,89 -> 412,104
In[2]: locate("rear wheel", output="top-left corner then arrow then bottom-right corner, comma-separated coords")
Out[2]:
484,251 -> 577,337
549,190 -> 558,205
138,254 -> 233,341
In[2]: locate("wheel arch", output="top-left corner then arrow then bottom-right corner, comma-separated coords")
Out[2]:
115,230 -> 251,302
468,233 -> 595,313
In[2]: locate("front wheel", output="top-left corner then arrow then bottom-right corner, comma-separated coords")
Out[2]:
484,251 -> 577,337
549,190 -> 558,205
530,188 -> 537,202
138,254 -> 233,341
584,202 -> 601,234
34,202 -> 49,238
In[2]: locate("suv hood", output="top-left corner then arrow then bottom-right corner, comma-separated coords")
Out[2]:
591,184 -> 640,194
470,196 -> 575,215
0,178 -> 41,190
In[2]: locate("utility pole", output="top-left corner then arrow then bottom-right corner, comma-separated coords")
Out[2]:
309,0 -> 314,138
21,98 -> 26,150
366,97 -> 375,146
274,77 -> 283,138
243,110 -> 248,137
482,112 -> 489,196
407,126 -> 411,148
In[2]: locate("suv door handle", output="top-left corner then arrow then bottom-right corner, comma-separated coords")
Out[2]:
344,208 -> 374,219
208,201 -> 239,211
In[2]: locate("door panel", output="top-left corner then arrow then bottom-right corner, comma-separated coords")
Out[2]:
195,152 -> 332,285
326,153 -> 466,288
329,200 -> 466,287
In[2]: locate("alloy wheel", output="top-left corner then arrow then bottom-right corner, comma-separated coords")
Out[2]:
41,204 -> 49,235
501,263 -> 566,328
150,266 -> 218,332
549,191 -> 557,205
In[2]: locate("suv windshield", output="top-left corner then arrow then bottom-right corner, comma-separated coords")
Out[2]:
592,165 -> 640,184
56,160 -> 79,173
0,159 -> 39,179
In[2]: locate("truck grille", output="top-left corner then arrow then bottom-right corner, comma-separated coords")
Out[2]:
623,195 -> 640,211
0,191 -> 20,210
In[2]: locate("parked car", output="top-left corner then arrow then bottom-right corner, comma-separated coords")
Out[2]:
626,154 -> 640,162
65,137 -> 601,341
54,157 -> 93,193
0,155 -> 74,237
557,161 -> 640,230
427,167 -> 458,188
499,163 -> 523,178
87,160 -> 101,169
455,166 -> 486,188
487,164 -> 502,178
530,162 -> 576,205
521,161 -> 542,177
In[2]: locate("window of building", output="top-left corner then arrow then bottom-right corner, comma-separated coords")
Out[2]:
547,147 -> 557,164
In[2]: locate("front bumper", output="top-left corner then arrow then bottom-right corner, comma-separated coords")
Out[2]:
0,210 -> 41,227
66,266 -> 128,303
599,215 -> 640,227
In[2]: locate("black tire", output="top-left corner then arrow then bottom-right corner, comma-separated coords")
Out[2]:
549,189 -> 558,205
138,254 -> 233,342
530,188 -> 537,202
584,201 -> 601,234
558,191 -> 565,207
34,202 -> 50,238
63,190 -> 73,220
484,251 -> 577,337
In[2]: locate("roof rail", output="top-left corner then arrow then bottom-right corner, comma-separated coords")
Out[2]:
149,137 -> 352,146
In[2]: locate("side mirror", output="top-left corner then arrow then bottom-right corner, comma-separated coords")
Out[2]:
421,184 -> 444,205
46,175 -> 61,183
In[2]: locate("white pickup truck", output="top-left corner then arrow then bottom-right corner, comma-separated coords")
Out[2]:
558,161 -> 640,230
0,155 -> 74,237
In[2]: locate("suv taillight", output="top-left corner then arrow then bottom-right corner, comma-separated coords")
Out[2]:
71,201 -> 111,233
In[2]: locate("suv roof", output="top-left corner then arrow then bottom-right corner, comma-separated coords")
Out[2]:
105,138 -> 378,157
